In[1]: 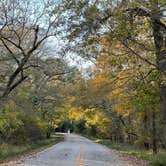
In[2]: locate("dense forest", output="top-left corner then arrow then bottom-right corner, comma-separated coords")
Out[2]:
0,0 -> 166,162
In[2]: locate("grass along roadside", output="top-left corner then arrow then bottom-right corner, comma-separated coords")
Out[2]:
95,139 -> 166,166
0,134 -> 64,164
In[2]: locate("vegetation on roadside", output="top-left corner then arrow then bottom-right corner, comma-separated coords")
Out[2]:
95,139 -> 166,166
0,135 -> 63,163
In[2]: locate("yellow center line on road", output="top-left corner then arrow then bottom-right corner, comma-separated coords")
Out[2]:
74,146 -> 84,166
79,147 -> 83,166
74,149 -> 80,166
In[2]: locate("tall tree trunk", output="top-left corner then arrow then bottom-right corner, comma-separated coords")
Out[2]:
152,110 -> 157,154
143,111 -> 150,150
151,4 -> 166,148
160,86 -> 166,148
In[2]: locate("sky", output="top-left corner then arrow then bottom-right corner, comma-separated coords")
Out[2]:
46,36 -> 94,75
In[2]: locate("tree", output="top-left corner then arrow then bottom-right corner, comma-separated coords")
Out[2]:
0,0 -> 64,98
64,0 -> 166,148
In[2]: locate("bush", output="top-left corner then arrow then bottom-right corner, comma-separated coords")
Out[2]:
0,108 -> 22,141
45,124 -> 54,139
12,115 -> 51,144
150,153 -> 166,166
0,101 -> 54,145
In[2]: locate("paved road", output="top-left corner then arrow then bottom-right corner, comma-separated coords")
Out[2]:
16,133 -> 130,166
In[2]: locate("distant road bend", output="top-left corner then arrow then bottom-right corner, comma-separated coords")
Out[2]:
16,133 -> 130,166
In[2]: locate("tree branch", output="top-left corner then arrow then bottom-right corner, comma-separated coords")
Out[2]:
0,38 -> 20,65
121,40 -> 157,68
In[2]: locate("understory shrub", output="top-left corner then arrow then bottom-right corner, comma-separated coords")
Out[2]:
0,103 -> 53,144
150,153 -> 166,166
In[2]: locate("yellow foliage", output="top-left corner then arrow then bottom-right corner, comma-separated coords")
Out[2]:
68,107 -> 84,121
84,108 -> 110,132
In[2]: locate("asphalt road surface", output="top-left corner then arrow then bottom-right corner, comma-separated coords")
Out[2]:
16,133 -> 130,166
